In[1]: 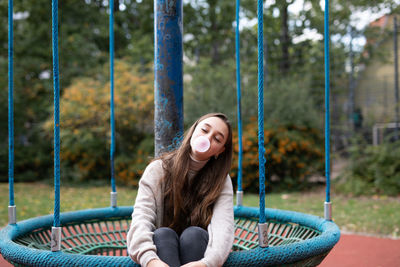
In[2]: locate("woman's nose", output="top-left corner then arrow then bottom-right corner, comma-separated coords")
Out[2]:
204,134 -> 212,142
199,133 -> 211,143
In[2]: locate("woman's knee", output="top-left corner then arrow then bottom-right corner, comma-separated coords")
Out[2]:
153,227 -> 180,267
179,227 -> 209,264
153,227 -> 179,243
180,226 -> 209,246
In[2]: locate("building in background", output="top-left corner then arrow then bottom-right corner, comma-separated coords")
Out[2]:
355,12 -> 400,143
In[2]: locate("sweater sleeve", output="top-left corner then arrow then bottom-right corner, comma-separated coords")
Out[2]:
201,175 -> 235,267
127,160 -> 163,267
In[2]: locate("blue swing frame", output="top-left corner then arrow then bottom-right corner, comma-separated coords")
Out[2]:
2,0 -> 340,265
0,206 -> 340,266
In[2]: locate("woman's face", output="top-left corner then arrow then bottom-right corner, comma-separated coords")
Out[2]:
190,116 -> 229,161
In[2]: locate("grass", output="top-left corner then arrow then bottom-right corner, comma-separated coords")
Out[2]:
1,182 -> 399,238
0,182 -> 138,226
243,189 -> 400,238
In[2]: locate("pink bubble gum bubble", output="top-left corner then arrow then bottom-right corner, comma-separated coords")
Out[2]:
193,136 -> 210,153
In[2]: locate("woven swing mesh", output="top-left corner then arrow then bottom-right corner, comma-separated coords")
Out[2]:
9,215 -> 324,267
232,217 -> 321,250
14,217 -> 130,256
1,204 -> 340,267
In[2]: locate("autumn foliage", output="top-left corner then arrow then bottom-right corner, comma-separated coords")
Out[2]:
230,118 -> 324,192
44,60 -> 154,184
42,61 -> 324,190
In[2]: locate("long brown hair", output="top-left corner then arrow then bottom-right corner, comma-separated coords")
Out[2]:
158,113 -> 233,234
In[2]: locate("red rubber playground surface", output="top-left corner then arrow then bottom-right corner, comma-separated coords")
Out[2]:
1,233 -> 399,266
320,234 -> 400,267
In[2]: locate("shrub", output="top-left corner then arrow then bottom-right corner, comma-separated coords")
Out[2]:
115,135 -> 154,187
336,140 -> 400,196
230,118 -> 324,193
43,60 -> 154,183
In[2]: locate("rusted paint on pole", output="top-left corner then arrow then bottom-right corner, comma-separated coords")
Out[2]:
154,0 -> 183,157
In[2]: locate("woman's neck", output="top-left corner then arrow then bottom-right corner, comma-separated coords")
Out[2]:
188,153 -> 209,178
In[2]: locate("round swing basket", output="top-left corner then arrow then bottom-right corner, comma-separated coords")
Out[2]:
0,206 -> 340,267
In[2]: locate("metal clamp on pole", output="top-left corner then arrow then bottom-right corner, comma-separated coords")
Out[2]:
51,226 -> 62,252
236,190 -> 243,206
111,191 -> 117,208
8,205 -> 16,224
258,223 -> 269,248
324,201 -> 332,221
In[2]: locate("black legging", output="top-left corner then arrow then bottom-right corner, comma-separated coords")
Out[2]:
153,226 -> 209,267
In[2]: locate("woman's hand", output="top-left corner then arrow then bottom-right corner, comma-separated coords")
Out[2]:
181,261 -> 207,267
147,259 -> 169,267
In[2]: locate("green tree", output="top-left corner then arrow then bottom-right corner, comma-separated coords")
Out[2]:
0,0 -> 155,181
43,60 -> 154,182
183,0 -> 236,63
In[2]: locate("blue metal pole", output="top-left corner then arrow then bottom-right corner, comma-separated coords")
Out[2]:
8,0 -> 14,207
257,0 -> 266,225
109,0 -> 117,208
324,0 -> 332,221
52,0 -> 61,228
235,0 -> 243,197
257,0 -> 268,248
51,0 -> 62,251
8,0 -> 16,225
154,0 -> 184,157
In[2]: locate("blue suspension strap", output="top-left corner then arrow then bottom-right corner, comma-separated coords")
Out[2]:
109,0 -> 117,208
8,0 -> 16,225
235,0 -> 243,206
324,0 -> 332,221
257,0 -> 268,248
51,0 -> 62,252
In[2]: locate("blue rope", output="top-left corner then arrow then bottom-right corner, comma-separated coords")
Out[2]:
235,0 -> 243,192
110,0 -> 116,193
8,0 -> 15,207
52,0 -> 61,227
324,0 -> 331,203
257,0 -> 266,224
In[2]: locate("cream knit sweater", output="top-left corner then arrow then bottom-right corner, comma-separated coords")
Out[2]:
127,159 -> 234,267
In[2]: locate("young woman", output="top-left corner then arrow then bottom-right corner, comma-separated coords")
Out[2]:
127,113 -> 234,267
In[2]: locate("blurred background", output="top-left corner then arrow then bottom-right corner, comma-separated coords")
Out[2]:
1,0 -> 400,236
